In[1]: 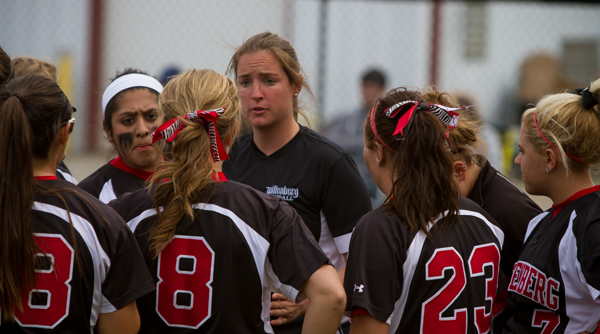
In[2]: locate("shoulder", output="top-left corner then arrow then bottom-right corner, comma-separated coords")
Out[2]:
352,207 -> 406,242
78,162 -> 115,193
109,187 -> 153,223
479,163 -> 542,214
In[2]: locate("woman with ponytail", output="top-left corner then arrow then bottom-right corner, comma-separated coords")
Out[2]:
503,79 -> 600,333
0,74 -> 153,333
110,69 -> 346,334
343,87 -> 504,334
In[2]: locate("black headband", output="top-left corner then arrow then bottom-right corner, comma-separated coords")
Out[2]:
570,87 -> 598,110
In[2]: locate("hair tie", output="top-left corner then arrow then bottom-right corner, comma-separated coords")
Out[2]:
11,93 -> 24,103
151,108 -> 229,162
570,87 -> 598,110
533,109 -> 582,162
383,101 -> 462,140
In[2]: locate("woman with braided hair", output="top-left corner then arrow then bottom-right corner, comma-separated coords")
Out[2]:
110,69 -> 346,334
344,87 -> 505,334
503,79 -> 600,333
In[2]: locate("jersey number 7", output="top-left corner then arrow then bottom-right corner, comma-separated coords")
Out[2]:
421,243 -> 500,334
156,235 -> 215,329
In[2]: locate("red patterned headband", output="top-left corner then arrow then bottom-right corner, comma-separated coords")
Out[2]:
370,100 -> 464,152
533,109 -> 581,163
151,108 -> 229,162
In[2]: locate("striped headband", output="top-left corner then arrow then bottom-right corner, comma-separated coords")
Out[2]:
151,108 -> 229,162
102,73 -> 163,114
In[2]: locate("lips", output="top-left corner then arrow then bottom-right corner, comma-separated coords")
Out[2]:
250,107 -> 267,115
135,143 -> 153,151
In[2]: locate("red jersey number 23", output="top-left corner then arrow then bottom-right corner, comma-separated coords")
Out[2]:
422,243 -> 500,334
157,235 -> 215,329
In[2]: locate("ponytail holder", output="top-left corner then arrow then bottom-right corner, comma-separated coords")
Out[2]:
383,100 -> 463,140
11,93 -> 24,103
151,108 -> 229,162
570,87 -> 598,110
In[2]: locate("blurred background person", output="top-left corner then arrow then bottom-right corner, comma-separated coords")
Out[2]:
323,69 -> 387,205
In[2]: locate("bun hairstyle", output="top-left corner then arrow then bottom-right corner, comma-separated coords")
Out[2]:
521,78 -> 600,174
364,87 -> 460,238
148,69 -> 240,258
0,74 -> 74,321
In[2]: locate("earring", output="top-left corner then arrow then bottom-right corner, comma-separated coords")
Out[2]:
545,167 -> 549,173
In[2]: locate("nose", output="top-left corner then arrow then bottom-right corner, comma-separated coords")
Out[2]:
514,153 -> 521,166
135,117 -> 151,137
251,82 -> 263,101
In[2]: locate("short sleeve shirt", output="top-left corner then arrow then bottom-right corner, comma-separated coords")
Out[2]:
109,180 -> 329,334
0,177 -> 154,333
344,197 -> 505,334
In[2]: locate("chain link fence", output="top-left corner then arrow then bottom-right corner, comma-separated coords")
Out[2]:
1,0 -> 599,180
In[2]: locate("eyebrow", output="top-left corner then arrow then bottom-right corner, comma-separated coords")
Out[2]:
237,71 -> 281,79
115,108 -> 157,117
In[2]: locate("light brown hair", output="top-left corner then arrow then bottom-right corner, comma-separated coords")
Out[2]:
0,46 -> 12,86
521,78 -> 600,174
11,56 -> 57,82
227,31 -> 313,125
148,69 -> 240,258
364,87 -> 460,238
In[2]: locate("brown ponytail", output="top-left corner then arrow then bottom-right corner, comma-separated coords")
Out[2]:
148,69 -> 241,258
0,74 -> 73,321
364,87 -> 460,238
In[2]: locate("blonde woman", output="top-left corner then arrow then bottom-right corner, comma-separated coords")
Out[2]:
110,69 -> 346,334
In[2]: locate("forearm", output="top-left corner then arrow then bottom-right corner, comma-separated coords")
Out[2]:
301,265 -> 346,334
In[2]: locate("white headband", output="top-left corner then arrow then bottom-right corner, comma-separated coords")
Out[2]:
102,73 -> 163,114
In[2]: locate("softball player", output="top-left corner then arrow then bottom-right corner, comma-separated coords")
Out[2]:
78,69 -> 164,203
503,79 -> 600,333
110,69 -> 346,334
344,88 -> 504,334
223,31 -> 372,334
0,74 -> 153,333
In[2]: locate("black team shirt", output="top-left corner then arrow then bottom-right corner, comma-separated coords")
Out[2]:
78,156 -> 154,203
0,176 -> 154,333
110,180 -> 329,334
344,197 -> 504,334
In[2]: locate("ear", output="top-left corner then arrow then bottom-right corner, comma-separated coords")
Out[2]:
103,120 -> 113,144
58,124 -> 70,146
293,74 -> 303,96
453,161 -> 467,181
374,141 -> 386,167
544,148 -> 557,172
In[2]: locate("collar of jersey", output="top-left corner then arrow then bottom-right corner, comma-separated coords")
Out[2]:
466,158 -> 491,207
35,175 -> 58,181
250,125 -> 304,161
551,184 -> 600,218
110,156 -> 155,181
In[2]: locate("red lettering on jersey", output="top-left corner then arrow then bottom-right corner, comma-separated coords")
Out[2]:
546,278 -> 560,311
522,266 -> 537,300
532,309 -> 560,334
508,262 -> 522,292
533,271 -> 546,305
156,236 -> 215,329
516,264 -> 531,294
15,234 -> 74,329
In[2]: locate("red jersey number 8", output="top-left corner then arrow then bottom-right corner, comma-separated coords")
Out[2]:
15,233 -> 74,328
157,235 -> 215,329
422,243 -> 500,334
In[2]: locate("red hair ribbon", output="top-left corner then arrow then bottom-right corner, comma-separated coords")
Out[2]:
383,101 -> 463,140
370,102 -> 397,153
533,109 -> 581,162
151,108 -> 229,162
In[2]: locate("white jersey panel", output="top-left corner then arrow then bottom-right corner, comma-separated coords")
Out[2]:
98,180 -> 117,204
319,211 -> 346,271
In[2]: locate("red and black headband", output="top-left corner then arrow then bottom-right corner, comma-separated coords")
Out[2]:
370,100 -> 464,152
151,108 -> 229,162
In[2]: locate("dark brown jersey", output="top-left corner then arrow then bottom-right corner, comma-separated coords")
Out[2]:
0,177 -> 154,333
344,197 -> 504,334
109,180 -> 329,334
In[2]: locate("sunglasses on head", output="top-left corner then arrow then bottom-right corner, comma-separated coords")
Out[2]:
59,117 -> 76,133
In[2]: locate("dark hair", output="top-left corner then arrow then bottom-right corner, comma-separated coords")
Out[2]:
103,68 -> 160,133
0,46 -> 12,86
362,69 -> 386,87
364,87 -> 459,238
227,31 -> 314,124
11,56 -> 57,82
0,74 -> 74,321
